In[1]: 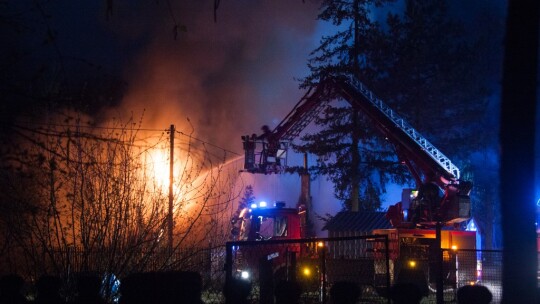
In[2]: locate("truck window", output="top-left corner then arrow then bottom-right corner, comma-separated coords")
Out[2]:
274,216 -> 288,237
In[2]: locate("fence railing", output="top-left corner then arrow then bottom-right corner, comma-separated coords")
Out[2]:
1,246 -> 217,277
225,237 -> 511,304
441,249 -> 503,304
0,242 -> 521,303
225,235 -> 391,304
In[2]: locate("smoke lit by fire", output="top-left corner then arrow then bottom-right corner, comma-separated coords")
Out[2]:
102,1 -> 321,155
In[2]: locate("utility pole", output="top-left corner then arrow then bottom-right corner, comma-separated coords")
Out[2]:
168,124 -> 175,253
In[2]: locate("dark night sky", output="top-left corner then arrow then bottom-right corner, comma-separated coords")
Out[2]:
2,1 -> 323,154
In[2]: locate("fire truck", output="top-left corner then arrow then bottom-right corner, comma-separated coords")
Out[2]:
235,74 -> 476,298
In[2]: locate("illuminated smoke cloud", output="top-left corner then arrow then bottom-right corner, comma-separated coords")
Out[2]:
106,1 -> 320,154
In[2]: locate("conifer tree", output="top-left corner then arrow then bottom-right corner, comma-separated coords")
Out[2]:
297,0 -> 497,213
366,0 -> 493,156
298,0 -> 402,212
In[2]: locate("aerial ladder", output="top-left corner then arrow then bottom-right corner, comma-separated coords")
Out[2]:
241,75 -> 472,226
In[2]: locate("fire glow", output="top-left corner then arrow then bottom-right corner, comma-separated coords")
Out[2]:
147,149 -> 171,190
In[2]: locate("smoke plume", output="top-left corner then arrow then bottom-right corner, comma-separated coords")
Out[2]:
105,1 -> 320,155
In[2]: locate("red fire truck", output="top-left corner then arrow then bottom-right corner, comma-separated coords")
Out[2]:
235,74 -> 477,298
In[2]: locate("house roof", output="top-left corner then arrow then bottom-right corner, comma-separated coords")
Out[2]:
322,211 -> 392,232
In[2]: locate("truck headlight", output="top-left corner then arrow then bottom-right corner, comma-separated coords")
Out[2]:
240,271 -> 250,280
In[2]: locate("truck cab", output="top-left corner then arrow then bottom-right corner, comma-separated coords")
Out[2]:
245,203 -> 304,241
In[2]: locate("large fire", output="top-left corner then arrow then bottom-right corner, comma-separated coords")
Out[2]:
147,149 -> 171,190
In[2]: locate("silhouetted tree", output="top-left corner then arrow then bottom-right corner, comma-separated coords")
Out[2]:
0,2 -> 243,287
0,114 -> 240,286
297,0 -> 500,215
366,0 -> 502,244
298,0 -> 407,211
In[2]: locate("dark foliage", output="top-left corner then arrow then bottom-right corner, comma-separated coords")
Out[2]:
296,0 -> 499,214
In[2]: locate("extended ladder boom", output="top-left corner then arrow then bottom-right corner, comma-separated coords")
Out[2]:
243,75 -> 460,186
339,76 -> 460,180
241,74 -> 471,224
328,76 -> 460,188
